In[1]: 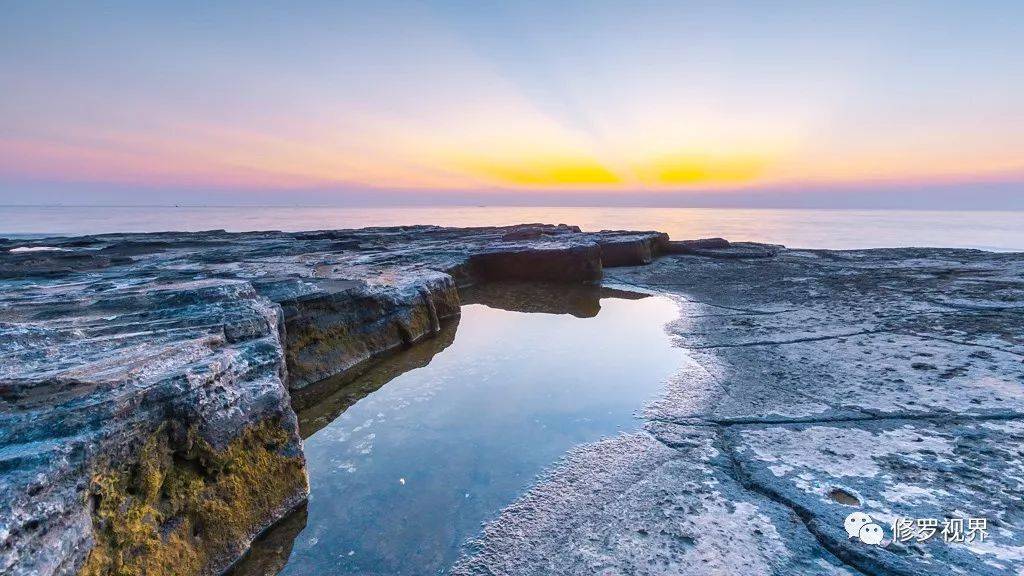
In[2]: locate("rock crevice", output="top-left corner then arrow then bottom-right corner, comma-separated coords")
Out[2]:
455,242 -> 1024,575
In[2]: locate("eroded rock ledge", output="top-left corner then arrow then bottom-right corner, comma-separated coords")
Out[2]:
0,224 -> 672,576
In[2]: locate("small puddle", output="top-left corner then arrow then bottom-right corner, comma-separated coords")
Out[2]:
231,283 -> 684,576
828,487 -> 861,507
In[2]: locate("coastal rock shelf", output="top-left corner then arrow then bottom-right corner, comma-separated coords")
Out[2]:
3,225 -> 1022,576
0,224 -> 669,576
456,246 -> 1024,576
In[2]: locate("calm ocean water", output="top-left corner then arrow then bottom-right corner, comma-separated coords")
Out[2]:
1,206 -> 1022,251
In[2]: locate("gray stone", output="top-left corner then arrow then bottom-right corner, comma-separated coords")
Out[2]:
0,224 -> 666,576
4,227 -> 1023,576
456,244 -> 1024,575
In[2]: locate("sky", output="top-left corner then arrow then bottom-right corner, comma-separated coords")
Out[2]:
1,1 -> 1022,208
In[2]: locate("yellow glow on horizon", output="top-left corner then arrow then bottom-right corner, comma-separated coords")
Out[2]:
4,98 -> 1022,194
455,155 -> 621,187
634,154 -> 767,186
455,153 -> 769,188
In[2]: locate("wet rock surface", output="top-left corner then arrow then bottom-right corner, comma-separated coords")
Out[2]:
0,224 -> 665,576
456,246 -> 1024,575
3,227 -> 1022,576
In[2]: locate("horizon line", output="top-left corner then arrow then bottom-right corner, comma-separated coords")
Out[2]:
2,203 -> 1023,213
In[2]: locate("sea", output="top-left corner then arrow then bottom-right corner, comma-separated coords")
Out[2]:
1,205 -> 1022,251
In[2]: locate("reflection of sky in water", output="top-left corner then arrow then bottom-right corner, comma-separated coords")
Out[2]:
268,295 -> 684,576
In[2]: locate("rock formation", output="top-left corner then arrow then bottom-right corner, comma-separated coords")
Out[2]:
4,226 -> 1021,576
454,246 -> 1024,576
0,224 -> 665,576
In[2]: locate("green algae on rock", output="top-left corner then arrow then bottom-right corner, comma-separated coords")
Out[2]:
81,421 -> 306,576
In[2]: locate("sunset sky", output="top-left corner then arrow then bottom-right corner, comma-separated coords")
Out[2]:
1,1 -> 1022,207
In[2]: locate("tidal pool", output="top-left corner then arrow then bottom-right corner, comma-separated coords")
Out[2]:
232,283 -> 684,576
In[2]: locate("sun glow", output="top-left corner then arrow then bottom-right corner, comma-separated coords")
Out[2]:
457,155 -> 621,187
634,154 -> 767,186
2,2 -> 1023,200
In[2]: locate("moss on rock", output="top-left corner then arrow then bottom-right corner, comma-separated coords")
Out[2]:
80,420 -> 306,576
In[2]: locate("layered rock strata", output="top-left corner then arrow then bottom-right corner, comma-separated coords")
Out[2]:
0,224 -> 665,576
9,224 -> 1019,576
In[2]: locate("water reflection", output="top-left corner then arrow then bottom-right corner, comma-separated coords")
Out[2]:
231,282 -> 683,576
461,281 -> 646,318
229,506 -> 308,576
292,319 -> 460,439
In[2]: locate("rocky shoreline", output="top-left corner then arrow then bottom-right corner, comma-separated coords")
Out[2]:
457,244 -> 1024,575
0,224 -> 670,576
2,225 -> 1022,575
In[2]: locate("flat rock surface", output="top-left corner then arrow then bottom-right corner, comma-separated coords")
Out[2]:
457,246 -> 1024,575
